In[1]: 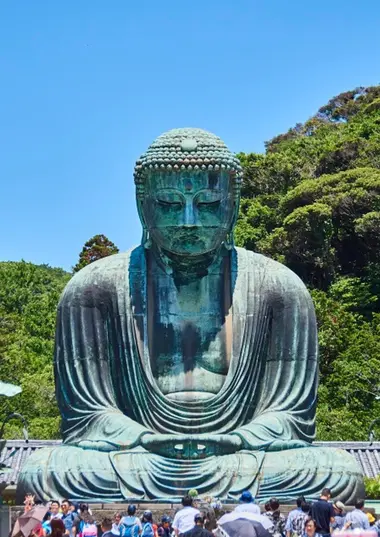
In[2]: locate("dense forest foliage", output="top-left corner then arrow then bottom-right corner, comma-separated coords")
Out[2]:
0,262 -> 70,438
1,85 -> 380,441
235,85 -> 380,441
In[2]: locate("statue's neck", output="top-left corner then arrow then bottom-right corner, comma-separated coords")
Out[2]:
147,243 -> 227,285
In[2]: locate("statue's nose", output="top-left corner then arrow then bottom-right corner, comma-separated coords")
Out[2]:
184,200 -> 197,226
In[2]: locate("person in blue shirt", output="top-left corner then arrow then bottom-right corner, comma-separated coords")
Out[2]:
61,499 -> 76,537
345,499 -> 370,530
285,497 -> 306,537
42,512 -> 52,536
141,511 -> 155,537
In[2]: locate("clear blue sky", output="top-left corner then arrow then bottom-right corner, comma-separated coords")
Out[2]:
1,0 -> 379,271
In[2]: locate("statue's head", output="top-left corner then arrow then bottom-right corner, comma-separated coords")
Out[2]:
134,128 -> 243,258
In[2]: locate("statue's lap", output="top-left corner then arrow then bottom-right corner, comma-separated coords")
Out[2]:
18,443 -> 364,503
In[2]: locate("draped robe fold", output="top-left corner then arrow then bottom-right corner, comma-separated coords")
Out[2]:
17,247 -> 364,503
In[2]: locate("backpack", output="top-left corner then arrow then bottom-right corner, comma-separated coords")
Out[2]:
142,522 -> 155,537
120,518 -> 141,537
78,521 -> 97,537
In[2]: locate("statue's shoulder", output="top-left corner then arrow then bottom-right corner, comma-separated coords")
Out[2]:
235,247 -> 308,294
60,246 -> 143,303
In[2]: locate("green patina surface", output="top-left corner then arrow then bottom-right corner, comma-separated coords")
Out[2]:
17,128 -> 364,503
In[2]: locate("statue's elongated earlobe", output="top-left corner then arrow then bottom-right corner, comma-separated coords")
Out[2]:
143,229 -> 152,250
224,232 -> 234,251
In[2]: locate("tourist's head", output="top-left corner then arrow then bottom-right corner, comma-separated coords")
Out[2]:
301,502 -> 311,514
143,510 -> 153,523
61,499 -> 71,514
102,517 -> 113,532
194,514 -> 205,527
128,504 -> 137,516
50,500 -> 60,515
70,502 -> 78,513
296,496 -> 306,508
135,129 -> 243,259
50,518 -> 65,537
305,519 -> 318,537
182,495 -> 193,507
239,490 -> 254,504
114,512 -> 122,524
269,498 -> 280,512
162,515 -> 171,528
321,488 -> 332,499
355,499 -> 365,510
264,502 -> 271,512
79,503 -> 89,514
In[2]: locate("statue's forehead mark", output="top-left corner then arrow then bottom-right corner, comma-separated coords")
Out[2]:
184,178 -> 193,191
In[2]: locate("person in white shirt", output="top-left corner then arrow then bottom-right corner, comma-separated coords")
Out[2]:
50,500 -> 63,519
173,496 -> 201,536
234,491 -> 261,515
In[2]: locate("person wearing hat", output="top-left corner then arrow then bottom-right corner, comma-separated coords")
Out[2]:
158,516 -> 172,537
367,512 -> 376,526
234,491 -> 260,514
142,510 -> 157,537
332,501 -> 346,530
120,505 -> 142,537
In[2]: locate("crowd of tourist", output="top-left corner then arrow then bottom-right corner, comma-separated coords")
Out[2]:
18,488 -> 380,537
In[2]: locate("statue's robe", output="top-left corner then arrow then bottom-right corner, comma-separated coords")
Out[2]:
17,247 -> 364,502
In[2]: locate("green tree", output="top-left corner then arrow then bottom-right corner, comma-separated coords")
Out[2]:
0,262 -> 70,439
237,84 -> 380,441
73,234 -> 119,273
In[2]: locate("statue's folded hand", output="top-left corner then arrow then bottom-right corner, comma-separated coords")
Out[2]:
72,411 -> 152,452
140,433 -> 242,458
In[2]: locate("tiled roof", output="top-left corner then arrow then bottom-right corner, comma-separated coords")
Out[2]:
315,441 -> 380,478
1,440 -> 380,486
0,440 -> 61,485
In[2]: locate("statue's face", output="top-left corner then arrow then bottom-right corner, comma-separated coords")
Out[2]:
140,170 -> 236,256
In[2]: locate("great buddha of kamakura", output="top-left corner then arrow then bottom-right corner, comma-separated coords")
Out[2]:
18,128 -> 364,502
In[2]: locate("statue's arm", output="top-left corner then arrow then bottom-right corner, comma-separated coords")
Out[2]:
54,269 -> 152,451
232,270 -> 318,452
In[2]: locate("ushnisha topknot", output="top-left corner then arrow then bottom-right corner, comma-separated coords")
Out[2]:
134,127 -> 243,199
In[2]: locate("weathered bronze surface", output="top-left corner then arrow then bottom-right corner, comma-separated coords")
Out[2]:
17,129 -> 364,502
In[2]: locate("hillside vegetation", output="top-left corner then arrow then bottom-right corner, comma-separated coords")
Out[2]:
0,262 -> 70,438
1,86 -> 380,441
236,86 -> 380,440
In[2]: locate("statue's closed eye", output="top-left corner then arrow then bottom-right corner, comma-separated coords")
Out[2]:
197,199 -> 221,207
195,191 -> 223,208
156,199 -> 183,207
156,192 -> 184,207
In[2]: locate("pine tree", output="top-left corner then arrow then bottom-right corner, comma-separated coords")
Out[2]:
73,234 -> 119,273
